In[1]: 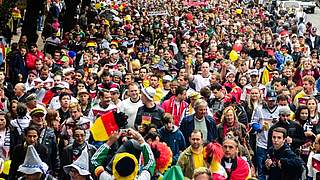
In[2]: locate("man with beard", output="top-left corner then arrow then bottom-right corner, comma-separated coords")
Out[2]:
158,113 -> 186,164
177,130 -> 206,179
98,71 -> 117,90
92,90 -> 117,118
31,65 -> 54,102
86,74 -> 98,100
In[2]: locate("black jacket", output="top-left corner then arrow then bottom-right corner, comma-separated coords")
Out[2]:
60,142 -> 96,180
268,120 -> 305,152
179,114 -> 217,147
39,127 -> 60,175
9,143 -> 49,180
264,144 -> 304,180
134,105 -> 164,129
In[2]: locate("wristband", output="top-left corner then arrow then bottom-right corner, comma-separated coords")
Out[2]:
95,166 -> 105,177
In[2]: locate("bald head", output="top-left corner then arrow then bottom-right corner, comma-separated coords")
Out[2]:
201,62 -> 210,76
14,83 -> 26,97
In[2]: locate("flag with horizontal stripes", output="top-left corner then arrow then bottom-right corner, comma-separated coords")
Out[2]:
90,111 -> 119,141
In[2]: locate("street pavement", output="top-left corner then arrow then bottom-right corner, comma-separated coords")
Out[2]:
11,6 -> 320,50
306,7 -> 320,31
12,29 -> 45,50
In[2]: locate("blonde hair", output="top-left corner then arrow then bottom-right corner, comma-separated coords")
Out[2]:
69,102 -> 81,112
221,106 -> 238,124
193,167 -> 212,180
247,87 -> 262,110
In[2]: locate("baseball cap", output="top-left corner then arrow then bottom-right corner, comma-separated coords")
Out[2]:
30,108 -> 45,117
250,69 -> 259,76
110,88 -> 120,94
266,90 -> 277,101
163,75 -> 173,82
226,71 -> 235,77
110,49 -> 119,55
25,93 -> 37,102
279,106 -> 291,115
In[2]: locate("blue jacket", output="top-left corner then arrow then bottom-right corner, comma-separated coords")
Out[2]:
264,143 -> 304,180
179,114 -> 217,147
158,126 -> 186,164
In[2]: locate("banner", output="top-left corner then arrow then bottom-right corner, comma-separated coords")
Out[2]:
182,1 -> 208,7
148,11 -> 169,16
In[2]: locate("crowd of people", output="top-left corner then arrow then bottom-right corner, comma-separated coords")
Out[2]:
0,0 -> 320,179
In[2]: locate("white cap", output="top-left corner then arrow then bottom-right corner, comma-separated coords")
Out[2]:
141,87 -> 156,101
163,75 -> 173,82
110,49 -> 119,55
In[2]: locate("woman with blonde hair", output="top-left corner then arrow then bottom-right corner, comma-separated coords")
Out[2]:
241,87 -> 263,121
216,106 -> 252,160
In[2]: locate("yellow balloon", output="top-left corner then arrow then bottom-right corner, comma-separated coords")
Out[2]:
3,160 -> 11,175
236,9 -> 242,15
124,15 -> 132,22
95,3 -> 101,10
119,5 -> 124,11
229,50 -> 239,62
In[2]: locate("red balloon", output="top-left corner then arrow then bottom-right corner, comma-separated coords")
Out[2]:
233,44 -> 243,52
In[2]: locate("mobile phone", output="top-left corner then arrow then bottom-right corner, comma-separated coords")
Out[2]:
120,129 -> 129,134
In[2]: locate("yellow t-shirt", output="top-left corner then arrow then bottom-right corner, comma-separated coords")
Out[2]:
191,148 -> 205,170
153,87 -> 164,104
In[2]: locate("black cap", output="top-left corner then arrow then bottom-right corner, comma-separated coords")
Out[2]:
266,90 -> 277,100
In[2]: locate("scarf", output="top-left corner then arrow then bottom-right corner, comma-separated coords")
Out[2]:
222,157 -> 250,180
72,142 -> 87,161
222,123 -> 238,138
261,64 -> 272,85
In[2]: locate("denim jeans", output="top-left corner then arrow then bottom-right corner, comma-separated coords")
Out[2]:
256,146 -> 267,180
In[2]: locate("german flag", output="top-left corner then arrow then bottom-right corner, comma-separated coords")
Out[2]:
90,111 -> 119,141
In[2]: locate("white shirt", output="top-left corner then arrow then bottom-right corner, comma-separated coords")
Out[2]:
119,98 -> 143,128
192,74 -> 211,91
48,96 -> 78,110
